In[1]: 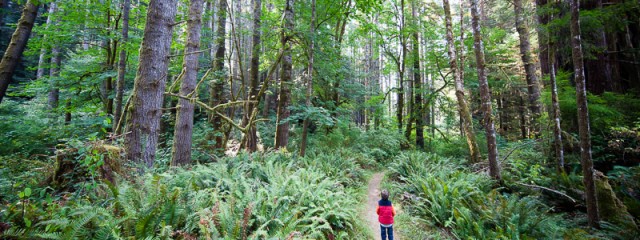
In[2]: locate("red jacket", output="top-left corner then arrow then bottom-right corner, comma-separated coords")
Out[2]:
376,199 -> 396,225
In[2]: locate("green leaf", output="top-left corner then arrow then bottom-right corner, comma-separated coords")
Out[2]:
24,187 -> 32,197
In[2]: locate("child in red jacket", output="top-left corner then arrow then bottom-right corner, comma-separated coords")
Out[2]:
376,189 -> 395,240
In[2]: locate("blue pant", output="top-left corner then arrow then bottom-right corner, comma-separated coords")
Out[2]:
380,225 -> 393,240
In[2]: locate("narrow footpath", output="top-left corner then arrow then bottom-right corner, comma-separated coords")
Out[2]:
365,172 -> 402,240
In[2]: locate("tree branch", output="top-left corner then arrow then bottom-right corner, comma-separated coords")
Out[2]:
516,182 -> 577,203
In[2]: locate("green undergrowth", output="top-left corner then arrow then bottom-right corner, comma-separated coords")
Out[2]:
387,151 -> 574,239
386,147 -> 640,239
1,150 -> 371,239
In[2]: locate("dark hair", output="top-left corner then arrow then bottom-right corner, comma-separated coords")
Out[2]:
381,189 -> 389,200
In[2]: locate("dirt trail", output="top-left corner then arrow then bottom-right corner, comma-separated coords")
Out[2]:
365,172 -> 403,239
365,172 -> 384,240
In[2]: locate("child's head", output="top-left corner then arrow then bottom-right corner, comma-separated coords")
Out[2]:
381,189 -> 389,200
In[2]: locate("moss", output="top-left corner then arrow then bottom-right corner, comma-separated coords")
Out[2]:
46,143 -> 124,191
93,144 -> 124,184
595,171 -> 638,231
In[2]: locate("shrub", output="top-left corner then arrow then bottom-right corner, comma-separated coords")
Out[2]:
389,151 -> 570,239
1,151 -> 369,239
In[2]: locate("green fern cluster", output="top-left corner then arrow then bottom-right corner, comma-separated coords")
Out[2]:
1,151 -> 368,239
389,151 -> 569,239
305,125 -> 404,165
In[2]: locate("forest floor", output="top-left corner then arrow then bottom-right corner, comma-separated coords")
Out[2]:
364,172 -> 403,240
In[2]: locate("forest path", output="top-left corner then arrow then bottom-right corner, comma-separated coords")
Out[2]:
365,172 -> 384,240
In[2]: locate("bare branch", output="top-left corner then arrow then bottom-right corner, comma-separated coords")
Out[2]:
168,48 -> 213,58
516,182 -> 577,203
164,91 -> 253,112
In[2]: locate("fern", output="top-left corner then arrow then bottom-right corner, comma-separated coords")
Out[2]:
3,149 -> 369,239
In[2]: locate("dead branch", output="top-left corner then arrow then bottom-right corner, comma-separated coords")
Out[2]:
516,182 -> 577,203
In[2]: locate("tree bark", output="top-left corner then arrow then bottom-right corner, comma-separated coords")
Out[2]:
443,0 -> 481,163
37,2 -> 57,80
513,0 -> 541,135
240,0 -> 261,152
584,0 -> 612,95
519,93 -> 527,139
274,0 -> 294,149
208,0 -> 227,153
47,2 -> 60,110
396,0 -> 406,134
114,0 -> 131,132
171,0 -> 203,166
535,0 -> 549,79
124,0 -> 178,168
205,0 -> 215,62
232,0 -> 241,84
569,0 -> 600,228
470,0 -> 500,180
623,20 -> 640,89
548,38 -> 564,172
0,0 -> 39,104
404,54 -> 413,141
299,0 -> 314,156
411,0 -> 423,149
48,45 -> 61,109
101,4 -> 118,116
373,15 -> 381,130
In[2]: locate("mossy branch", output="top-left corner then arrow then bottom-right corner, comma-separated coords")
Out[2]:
164,92 -> 253,113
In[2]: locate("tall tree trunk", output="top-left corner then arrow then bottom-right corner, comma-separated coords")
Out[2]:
470,0 -> 500,180
124,0 -> 178,168
114,0 -> 131,132
48,2 -> 62,110
496,95 -> 503,133
36,48 -> 48,79
48,2 -> 60,110
519,93 -> 527,139
205,0 -> 215,62
171,0 -> 203,166
548,38 -> 564,172
241,0 -> 261,152
82,0 -> 90,51
500,96 -> 509,134
535,0 -> 549,79
443,0 -> 481,163
397,74 -> 404,134
101,2 -> 117,116
623,21 -> 640,89
299,0 -> 314,156
37,2 -> 57,80
513,0 -> 541,135
0,0 -> 39,104
411,0 -> 423,149
396,0 -> 406,134
404,56 -> 413,141
373,16 -> 381,130
48,46 -> 61,109
388,74 -> 392,115
208,0 -> 227,153
232,0 -> 241,84
584,0 -> 612,95
364,37 -> 370,131
569,0 -> 599,228
274,0 -> 294,149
